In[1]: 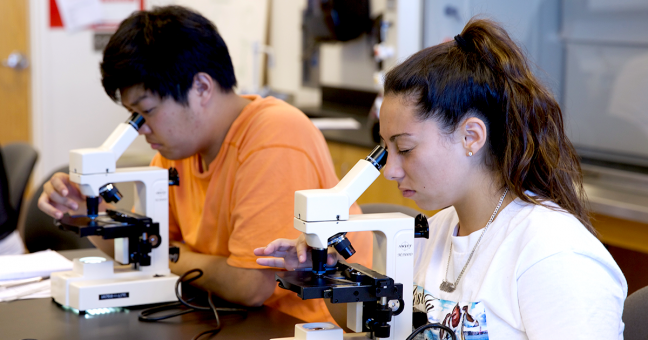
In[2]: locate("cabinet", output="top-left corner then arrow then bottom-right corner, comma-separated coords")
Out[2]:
592,213 -> 648,295
326,141 -> 438,217
592,213 -> 648,254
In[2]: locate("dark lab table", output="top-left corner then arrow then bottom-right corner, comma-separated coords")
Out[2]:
0,249 -> 303,340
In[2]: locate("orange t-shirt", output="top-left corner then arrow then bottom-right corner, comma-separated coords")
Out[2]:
151,95 -> 372,324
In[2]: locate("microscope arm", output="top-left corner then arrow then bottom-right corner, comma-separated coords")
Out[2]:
293,146 -> 389,275
294,145 -> 387,222
70,113 -> 145,181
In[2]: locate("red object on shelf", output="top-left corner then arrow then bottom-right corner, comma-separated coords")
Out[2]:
49,0 -> 145,29
50,0 -> 63,28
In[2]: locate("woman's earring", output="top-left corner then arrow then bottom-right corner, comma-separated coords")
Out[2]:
468,151 -> 473,157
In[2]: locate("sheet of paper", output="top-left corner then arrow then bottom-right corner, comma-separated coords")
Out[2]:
0,250 -> 72,281
101,1 -> 140,24
0,280 -> 50,302
55,0 -> 103,32
310,118 -> 362,130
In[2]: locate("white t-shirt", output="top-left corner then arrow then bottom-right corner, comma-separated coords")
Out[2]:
412,197 -> 627,340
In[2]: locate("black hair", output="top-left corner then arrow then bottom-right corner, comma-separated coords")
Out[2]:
384,18 -> 593,233
100,5 -> 237,105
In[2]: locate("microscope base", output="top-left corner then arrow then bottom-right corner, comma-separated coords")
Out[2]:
51,257 -> 178,312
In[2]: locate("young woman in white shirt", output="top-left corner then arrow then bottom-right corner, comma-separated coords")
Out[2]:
255,18 -> 627,339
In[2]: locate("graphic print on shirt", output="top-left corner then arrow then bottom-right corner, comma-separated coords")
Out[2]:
413,285 -> 489,340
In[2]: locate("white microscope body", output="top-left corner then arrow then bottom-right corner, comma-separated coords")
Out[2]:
51,114 -> 179,312
274,146 -> 422,340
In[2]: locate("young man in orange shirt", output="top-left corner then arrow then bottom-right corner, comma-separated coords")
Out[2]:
37,5 -> 371,323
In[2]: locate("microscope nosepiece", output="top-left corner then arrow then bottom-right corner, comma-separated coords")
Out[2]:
333,237 -> 356,259
99,183 -> 123,203
86,196 -> 100,218
311,248 -> 328,275
329,233 -> 356,259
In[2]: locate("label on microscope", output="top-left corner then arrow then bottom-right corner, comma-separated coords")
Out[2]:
398,241 -> 414,257
99,292 -> 129,300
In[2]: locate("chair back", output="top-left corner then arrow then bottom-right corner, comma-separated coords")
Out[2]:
0,147 -> 16,239
2,142 -> 38,214
623,285 -> 648,340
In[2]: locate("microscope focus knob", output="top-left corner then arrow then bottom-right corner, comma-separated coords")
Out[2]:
414,213 -> 429,239
168,167 -> 180,186
99,183 -> 122,203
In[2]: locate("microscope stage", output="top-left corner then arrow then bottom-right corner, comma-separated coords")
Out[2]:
276,264 -> 401,304
57,209 -> 157,240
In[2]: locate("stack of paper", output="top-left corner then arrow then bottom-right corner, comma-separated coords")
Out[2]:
0,249 -> 72,280
0,250 -> 73,301
0,278 -> 51,302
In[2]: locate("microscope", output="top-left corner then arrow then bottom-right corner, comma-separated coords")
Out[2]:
273,146 -> 429,340
50,113 -> 180,312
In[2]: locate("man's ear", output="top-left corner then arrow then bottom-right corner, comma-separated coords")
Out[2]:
461,116 -> 487,157
192,72 -> 214,104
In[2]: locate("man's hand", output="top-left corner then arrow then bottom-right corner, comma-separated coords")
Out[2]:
169,241 -> 279,307
37,172 -> 85,219
37,172 -> 115,256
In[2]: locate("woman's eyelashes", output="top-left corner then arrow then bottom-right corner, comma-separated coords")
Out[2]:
397,146 -> 413,155
384,145 -> 412,155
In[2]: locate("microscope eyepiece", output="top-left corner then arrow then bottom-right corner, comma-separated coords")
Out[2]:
126,113 -> 145,131
365,145 -> 387,170
414,214 -> 430,239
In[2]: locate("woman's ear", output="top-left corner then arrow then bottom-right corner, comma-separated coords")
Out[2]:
461,116 -> 487,157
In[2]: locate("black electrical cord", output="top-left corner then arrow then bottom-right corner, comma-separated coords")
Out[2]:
406,322 -> 457,340
138,269 -> 247,340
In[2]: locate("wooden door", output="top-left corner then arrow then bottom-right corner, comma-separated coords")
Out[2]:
0,0 -> 30,144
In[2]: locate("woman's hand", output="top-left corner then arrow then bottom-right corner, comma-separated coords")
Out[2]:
254,234 -> 339,270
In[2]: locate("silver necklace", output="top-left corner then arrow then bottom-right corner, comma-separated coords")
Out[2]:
439,188 -> 509,293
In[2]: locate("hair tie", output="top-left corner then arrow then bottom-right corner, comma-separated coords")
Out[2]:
454,34 -> 469,51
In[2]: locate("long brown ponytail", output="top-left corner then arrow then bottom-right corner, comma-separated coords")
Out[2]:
384,17 -> 593,233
